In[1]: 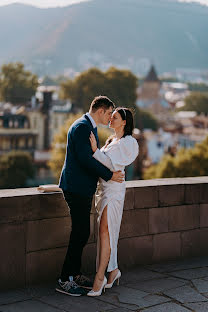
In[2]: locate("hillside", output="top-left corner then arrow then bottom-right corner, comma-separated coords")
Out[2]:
0,0 -> 207,75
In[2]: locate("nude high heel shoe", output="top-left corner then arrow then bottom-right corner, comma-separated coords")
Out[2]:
105,270 -> 121,289
87,276 -> 107,297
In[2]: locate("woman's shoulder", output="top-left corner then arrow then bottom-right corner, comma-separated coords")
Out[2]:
120,135 -> 138,146
119,135 -> 139,154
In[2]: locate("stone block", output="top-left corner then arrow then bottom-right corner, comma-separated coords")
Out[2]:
27,214 -> 95,252
181,229 -> 200,257
158,185 -> 184,207
0,223 -> 25,290
149,207 -> 168,234
26,247 -> 67,285
169,205 -> 199,232
200,183 -> 208,204
82,243 -> 97,274
200,204 -> 208,228
153,232 -> 181,262
118,236 -> 153,269
120,209 -> 149,238
124,187 -> 134,210
0,196 -> 26,224
26,193 -> 69,221
134,186 -> 158,209
26,217 -> 71,252
185,184 -> 201,204
199,228 -> 208,255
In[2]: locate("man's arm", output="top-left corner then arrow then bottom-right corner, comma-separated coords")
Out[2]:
73,124 -> 113,181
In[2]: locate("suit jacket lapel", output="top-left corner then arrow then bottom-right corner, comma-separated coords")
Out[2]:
84,114 -> 100,148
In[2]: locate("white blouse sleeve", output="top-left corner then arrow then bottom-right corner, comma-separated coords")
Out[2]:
93,136 -> 139,171
93,149 -> 115,171
106,136 -> 139,169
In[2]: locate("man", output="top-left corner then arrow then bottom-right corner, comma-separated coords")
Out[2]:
56,96 -> 124,296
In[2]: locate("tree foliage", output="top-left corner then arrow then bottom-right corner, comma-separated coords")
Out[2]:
179,92 -> 208,115
0,62 -> 38,104
144,136 -> 208,179
48,114 -> 112,180
0,151 -> 34,189
60,67 -> 138,112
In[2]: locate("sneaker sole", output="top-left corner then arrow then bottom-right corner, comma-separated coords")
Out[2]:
55,287 -> 82,296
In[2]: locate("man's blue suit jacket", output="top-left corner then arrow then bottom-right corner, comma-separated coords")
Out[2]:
59,114 -> 113,196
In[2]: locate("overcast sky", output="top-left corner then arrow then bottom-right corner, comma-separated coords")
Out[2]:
0,0 -> 207,7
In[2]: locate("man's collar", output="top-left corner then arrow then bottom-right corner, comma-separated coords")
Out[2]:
86,112 -> 97,128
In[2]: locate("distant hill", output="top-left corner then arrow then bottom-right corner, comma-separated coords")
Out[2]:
0,0 -> 207,76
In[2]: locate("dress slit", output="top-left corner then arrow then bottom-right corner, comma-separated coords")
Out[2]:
96,194 -> 125,272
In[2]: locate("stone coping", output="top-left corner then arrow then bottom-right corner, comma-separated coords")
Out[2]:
0,176 -> 208,198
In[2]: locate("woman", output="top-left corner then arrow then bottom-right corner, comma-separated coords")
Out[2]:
87,107 -> 139,297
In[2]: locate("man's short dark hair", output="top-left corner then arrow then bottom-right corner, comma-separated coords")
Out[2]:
90,95 -> 115,112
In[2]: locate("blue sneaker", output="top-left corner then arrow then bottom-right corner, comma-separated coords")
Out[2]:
55,278 -> 86,296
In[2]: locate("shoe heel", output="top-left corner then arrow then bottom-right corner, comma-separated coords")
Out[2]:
104,286 -> 106,293
117,278 -> 120,286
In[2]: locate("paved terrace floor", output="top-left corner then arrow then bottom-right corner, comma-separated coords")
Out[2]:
2,257 -> 208,311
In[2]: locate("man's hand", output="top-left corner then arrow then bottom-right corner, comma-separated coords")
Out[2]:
111,171 -> 125,183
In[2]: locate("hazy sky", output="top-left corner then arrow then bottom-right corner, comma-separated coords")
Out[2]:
0,0 -> 208,7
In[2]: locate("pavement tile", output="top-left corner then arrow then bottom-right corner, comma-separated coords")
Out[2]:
39,293 -> 116,312
113,285 -> 148,298
120,294 -> 171,309
121,268 -> 166,284
0,299 -> 63,312
104,309 -> 130,312
25,283 -> 55,298
192,279 -> 208,293
96,289 -> 139,311
163,285 -> 208,303
169,268 -> 208,280
125,277 -> 187,293
184,302 -> 208,311
0,289 -> 31,305
141,302 -> 191,312
114,286 -> 170,308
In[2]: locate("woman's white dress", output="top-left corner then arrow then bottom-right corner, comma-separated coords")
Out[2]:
93,135 -> 139,272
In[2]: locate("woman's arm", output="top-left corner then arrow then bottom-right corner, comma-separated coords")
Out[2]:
89,132 -> 115,171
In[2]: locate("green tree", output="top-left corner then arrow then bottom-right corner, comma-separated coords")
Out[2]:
0,62 -> 38,104
105,67 -> 138,108
144,136 -> 208,179
48,114 -> 112,180
60,68 -> 108,112
60,67 -> 138,112
179,92 -> 208,115
0,151 -> 34,189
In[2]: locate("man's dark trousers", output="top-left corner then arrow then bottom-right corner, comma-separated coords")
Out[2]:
60,191 -> 93,281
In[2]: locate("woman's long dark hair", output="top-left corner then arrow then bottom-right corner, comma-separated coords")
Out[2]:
105,107 -> 134,146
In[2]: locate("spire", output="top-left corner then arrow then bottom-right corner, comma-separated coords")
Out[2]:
144,65 -> 160,82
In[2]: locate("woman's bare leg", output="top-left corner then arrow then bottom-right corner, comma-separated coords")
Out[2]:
92,205 -> 110,291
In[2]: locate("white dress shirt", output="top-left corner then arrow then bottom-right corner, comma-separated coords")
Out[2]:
86,112 -> 97,129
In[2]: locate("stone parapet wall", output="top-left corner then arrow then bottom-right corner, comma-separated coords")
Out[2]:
1,177 -> 208,290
